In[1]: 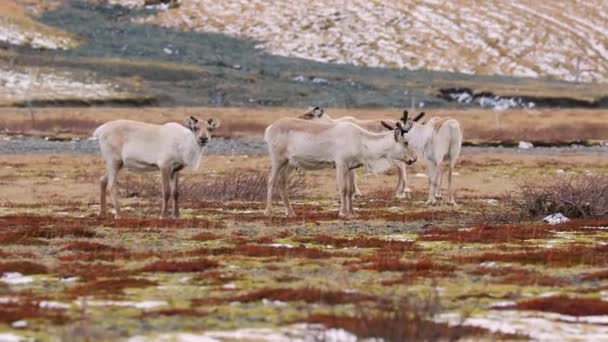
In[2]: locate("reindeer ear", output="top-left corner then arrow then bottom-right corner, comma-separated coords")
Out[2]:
414,112 -> 425,122
207,118 -> 221,131
185,116 -> 199,130
381,120 -> 395,131
314,107 -> 324,118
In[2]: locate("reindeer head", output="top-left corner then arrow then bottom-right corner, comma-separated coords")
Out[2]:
399,110 -> 425,131
298,106 -> 329,121
185,116 -> 221,146
382,120 -> 415,165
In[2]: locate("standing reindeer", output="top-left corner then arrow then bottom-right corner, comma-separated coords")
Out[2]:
93,116 -> 220,219
298,107 -> 411,198
263,117 -> 417,218
383,110 -> 462,206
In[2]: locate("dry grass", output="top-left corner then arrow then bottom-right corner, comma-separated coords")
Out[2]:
518,174 -> 608,219
2,107 -> 608,145
500,296 -> 608,316
457,244 -> 608,267
0,261 -> 47,274
121,169 -> 309,202
420,223 -> 555,244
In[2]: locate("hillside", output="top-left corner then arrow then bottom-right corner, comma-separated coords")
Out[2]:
0,0 -> 606,107
115,0 -> 608,83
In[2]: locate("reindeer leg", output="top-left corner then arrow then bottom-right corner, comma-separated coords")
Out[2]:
336,164 -> 349,218
160,167 -> 171,219
353,171 -> 362,197
107,161 -> 123,218
425,164 -> 438,206
99,171 -> 109,217
170,170 -> 179,218
264,160 -> 285,217
347,169 -> 356,216
436,164 -> 444,201
278,167 -> 295,217
395,162 -> 411,199
448,161 -> 457,206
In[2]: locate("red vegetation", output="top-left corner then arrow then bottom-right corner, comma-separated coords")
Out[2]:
67,278 -> 158,297
0,261 -> 48,274
582,269 -> 608,281
61,241 -> 127,253
294,234 -> 418,251
188,245 -> 335,259
0,215 -> 223,239
139,258 -> 219,273
192,287 -> 376,306
470,266 -> 571,286
58,250 -> 158,263
54,262 -> 127,281
501,296 -> 608,316
357,254 -> 454,273
457,244 -> 608,266
420,223 -> 554,244
190,232 -> 220,242
0,301 -> 69,325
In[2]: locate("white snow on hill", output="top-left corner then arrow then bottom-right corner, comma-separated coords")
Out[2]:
0,67 -> 133,104
111,0 -> 608,83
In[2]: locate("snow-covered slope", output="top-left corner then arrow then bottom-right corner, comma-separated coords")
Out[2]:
0,66 -> 135,105
112,0 -> 608,83
0,0 -> 78,49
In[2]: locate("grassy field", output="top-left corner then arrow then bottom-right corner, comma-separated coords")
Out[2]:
2,107 -> 608,145
1,121 -> 608,339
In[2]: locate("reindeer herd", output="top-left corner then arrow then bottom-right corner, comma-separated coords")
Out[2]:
94,108 -> 462,219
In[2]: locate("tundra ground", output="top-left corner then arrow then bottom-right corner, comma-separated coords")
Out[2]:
1,133 -> 608,340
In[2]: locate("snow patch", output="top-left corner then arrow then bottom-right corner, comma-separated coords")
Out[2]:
1,272 -> 34,285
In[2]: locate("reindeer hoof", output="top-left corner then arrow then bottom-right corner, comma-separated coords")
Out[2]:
338,212 -> 356,219
425,199 -> 438,206
354,191 -> 363,198
285,211 -> 296,218
447,200 -> 458,207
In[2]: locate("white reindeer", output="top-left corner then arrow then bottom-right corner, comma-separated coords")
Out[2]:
263,117 -> 417,218
298,107 -> 411,198
93,116 -> 221,219
383,111 -> 462,206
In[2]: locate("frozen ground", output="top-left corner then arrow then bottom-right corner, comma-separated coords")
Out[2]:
111,0 -> 608,83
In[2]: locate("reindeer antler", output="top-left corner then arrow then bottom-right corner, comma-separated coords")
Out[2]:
413,112 -> 425,122
401,110 -> 409,122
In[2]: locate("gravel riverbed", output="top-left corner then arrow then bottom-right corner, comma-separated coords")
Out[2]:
1,135 -> 607,156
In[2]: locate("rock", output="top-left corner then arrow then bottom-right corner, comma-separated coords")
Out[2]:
518,141 -> 534,149
543,213 -> 569,225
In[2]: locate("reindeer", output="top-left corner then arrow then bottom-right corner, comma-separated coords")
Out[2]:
264,117 -> 417,218
93,116 -> 221,219
382,111 -> 462,206
298,107 -> 411,198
